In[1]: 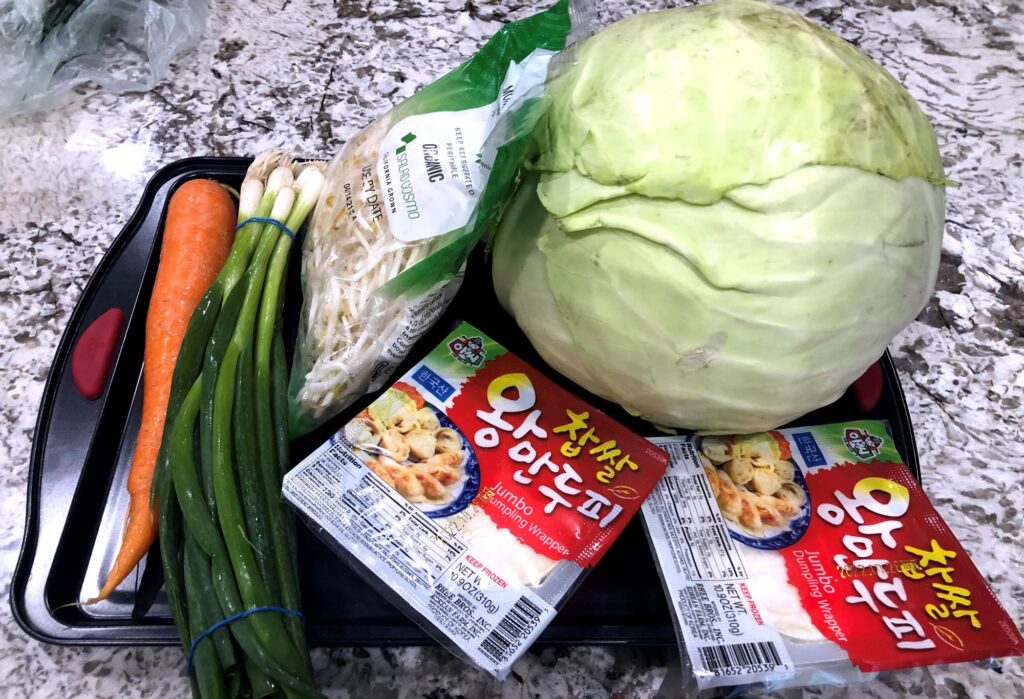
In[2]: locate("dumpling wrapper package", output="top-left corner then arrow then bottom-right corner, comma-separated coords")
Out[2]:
283,321 -> 668,677
642,422 -> 1024,693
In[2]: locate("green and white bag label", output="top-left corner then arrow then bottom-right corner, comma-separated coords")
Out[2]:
377,49 -> 555,242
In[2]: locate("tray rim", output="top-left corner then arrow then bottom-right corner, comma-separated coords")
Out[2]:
10,156 -> 920,648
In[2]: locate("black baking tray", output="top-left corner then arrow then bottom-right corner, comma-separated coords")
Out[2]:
11,157 -> 920,647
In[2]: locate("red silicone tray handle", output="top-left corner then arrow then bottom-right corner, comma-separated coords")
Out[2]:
851,360 -> 884,412
71,308 -> 126,400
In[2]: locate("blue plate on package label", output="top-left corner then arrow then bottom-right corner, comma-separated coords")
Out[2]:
419,406 -> 481,519
725,461 -> 812,551
328,404 -> 481,519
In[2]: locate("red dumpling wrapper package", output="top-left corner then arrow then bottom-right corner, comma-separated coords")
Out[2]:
642,422 -> 1024,693
284,322 -> 668,677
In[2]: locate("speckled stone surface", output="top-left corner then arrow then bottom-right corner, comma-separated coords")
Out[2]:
0,1 -> 1021,697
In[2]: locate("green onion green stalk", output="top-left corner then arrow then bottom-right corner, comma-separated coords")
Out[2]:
153,150 -> 326,699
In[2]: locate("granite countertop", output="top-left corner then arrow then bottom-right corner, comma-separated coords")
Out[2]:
1,0 -> 1021,697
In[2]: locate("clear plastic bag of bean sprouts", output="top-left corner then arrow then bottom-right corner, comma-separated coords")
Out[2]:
288,0 -> 593,437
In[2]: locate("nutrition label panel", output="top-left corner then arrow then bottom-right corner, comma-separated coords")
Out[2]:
284,431 -> 557,679
642,436 -> 794,690
283,443 -> 466,591
644,439 -> 746,581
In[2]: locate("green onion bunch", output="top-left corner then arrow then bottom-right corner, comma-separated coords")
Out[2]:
152,150 -> 325,699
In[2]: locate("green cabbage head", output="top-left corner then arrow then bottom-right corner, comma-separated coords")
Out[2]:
493,0 -> 945,432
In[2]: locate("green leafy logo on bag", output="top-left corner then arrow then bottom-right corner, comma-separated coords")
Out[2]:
396,132 -> 417,154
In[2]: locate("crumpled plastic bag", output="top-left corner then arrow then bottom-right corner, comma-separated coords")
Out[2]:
0,0 -> 206,120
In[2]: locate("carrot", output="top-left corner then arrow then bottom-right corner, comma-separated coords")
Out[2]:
92,179 -> 235,602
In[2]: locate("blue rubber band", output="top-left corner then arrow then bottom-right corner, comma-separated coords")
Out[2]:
237,216 -> 297,239
185,605 -> 305,674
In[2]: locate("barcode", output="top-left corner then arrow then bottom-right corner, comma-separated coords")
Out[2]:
478,596 -> 544,665
698,641 -> 783,673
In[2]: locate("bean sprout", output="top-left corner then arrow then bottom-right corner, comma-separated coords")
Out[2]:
294,117 -> 436,418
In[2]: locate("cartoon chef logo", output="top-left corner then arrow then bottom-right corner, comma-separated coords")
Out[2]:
843,428 -> 884,461
449,334 -> 486,367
